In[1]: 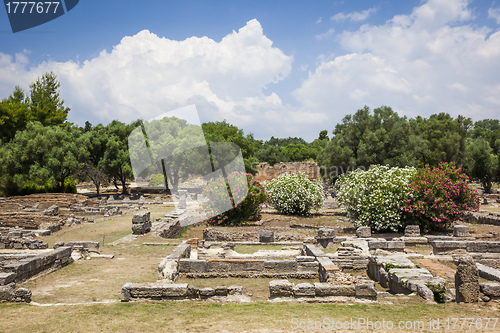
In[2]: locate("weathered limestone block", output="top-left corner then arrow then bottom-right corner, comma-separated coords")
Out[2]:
355,281 -> 377,297
293,283 -> 315,297
179,259 -> 208,273
303,244 -> 326,258
132,211 -> 150,224
158,259 -> 179,281
0,272 -> 15,286
368,240 -> 404,251
416,284 -> 435,301
466,241 -> 500,253
405,225 -> 420,237
296,256 -> 315,262
187,285 -> 199,298
314,283 -> 355,296
317,228 -> 336,239
199,287 -> 215,298
121,282 -> 132,302
162,284 -> 188,298
42,205 -> 59,216
0,283 -> 15,302
263,260 -> 297,272
259,230 -> 274,243
167,243 -> 191,260
269,280 -> 293,297
479,282 -> 500,297
455,255 -> 479,303
356,226 -> 371,238
214,286 -> 228,296
297,261 -> 319,272
476,263 -> 500,282
228,285 -> 243,295
453,225 -> 469,237
317,256 -> 340,282
431,240 -> 468,254
65,241 -> 100,253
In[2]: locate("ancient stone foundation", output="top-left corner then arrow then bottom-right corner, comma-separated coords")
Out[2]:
121,283 -> 243,302
0,247 -> 73,284
269,279 -> 377,300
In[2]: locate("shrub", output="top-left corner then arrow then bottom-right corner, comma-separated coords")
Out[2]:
335,165 -> 417,232
148,174 -> 164,187
201,172 -> 267,226
401,162 -> 479,231
265,172 -> 324,216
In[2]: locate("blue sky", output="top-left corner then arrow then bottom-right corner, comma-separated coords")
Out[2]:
1,0 -> 500,141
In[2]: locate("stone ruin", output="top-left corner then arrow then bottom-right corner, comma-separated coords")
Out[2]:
132,211 -> 152,235
255,162 -> 320,182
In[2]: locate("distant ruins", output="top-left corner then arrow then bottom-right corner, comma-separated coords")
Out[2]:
255,162 -> 320,182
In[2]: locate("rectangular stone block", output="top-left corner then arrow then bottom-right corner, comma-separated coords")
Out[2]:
162,283 -> 188,298
453,225 -> 469,237
303,244 -> 326,258
355,281 -> 377,297
214,286 -> 228,296
132,211 -> 150,224
314,283 -> 355,296
228,285 -> 243,295
65,241 -> 100,253
317,228 -> 336,239
259,230 -> 274,242
293,283 -> 315,297
356,226 -> 371,238
480,282 -> 500,297
431,240 -> 467,254
269,280 -> 293,297
167,243 -> 191,260
0,272 -> 15,286
199,287 -> 215,298
298,262 -> 319,272
467,242 -> 500,253
207,261 -> 230,273
405,225 -> 420,237
296,256 -> 315,262
264,260 -> 297,272
477,263 -> 500,282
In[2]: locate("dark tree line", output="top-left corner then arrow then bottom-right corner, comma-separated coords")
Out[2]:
1,73 -> 499,196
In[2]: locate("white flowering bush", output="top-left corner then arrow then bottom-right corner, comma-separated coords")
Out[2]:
335,165 -> 417,231
265,172 -> 324,215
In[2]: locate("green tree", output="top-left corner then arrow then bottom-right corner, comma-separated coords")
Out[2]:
318,130 -> 329,141
78,124 -> 109,196
255,145 -> 289,165
0,86 -> 30,144
280,143 -> 315,162
27,72 -> 70,126
102,120 -> 135,194
468,138 -> 496,193
410,113 -> 472,167
0,122 -> 81,195
318,106 -> 418,181
202,120 -> 262,174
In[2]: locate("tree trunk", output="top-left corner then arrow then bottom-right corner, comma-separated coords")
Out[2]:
161,159 -> 172,195
482,178 -> 492,194
121,176 -> 128,194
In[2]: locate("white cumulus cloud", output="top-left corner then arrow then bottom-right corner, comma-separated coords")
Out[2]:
0,19 -> 325,139
489,6 -> 500,24
331,7 -> 377,22
295,0 -> 500,126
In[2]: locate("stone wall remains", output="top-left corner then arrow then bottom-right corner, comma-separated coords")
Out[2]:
255,162 -> 320,182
